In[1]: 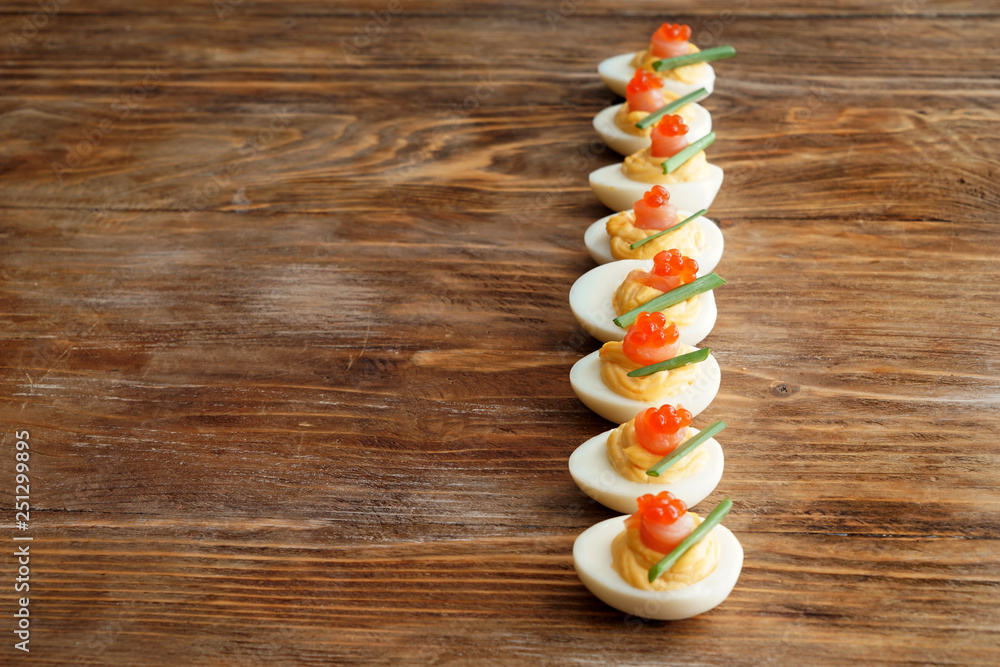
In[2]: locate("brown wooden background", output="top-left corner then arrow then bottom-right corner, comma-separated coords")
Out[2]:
1,0 -> 999,664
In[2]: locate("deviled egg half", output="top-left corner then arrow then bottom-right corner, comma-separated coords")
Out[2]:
570,248 -> 719,344
583,183 -> 723,267
593,70 -> 712,157
570,312 -> 721,424
574,491 -> 742,620
590,114 -> 723,213
598,23 -> 718,98
568,405 -> 724,514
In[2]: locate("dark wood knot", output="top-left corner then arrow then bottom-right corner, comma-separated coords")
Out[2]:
770,381 -> 799,397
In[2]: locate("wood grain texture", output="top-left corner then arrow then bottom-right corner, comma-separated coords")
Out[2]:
1,0 -> 999,664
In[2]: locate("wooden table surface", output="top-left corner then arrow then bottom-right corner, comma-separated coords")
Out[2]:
2,0 -> 999,664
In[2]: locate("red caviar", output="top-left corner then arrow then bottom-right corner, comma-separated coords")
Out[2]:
654,23 -> 692,43
654,248 -> 698,281
625,70 -> 665,113
633,186 -> 679,230
624,490 -> 696,554
622,312 -> 680,366
637,249 -> 699,293
634,405 -> 694,455
650,115 -> 689,158
650,23 -> 692,59
626,70 -> 664,96
643,185 -> 669,207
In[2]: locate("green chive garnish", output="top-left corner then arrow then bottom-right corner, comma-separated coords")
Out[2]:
662,132 -> 715,175
630,209 -> 707,250
652,45 -> 736,72
646,420 -> 726,477
626,347 -> 709,378
635,88 -> 709,131
647,497 -> 732,583
613,273 -> 726,328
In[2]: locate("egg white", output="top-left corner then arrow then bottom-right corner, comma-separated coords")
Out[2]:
569,348 -> 721,424
590,163 -> 724,213
583,210 -> 724,270
573,515 -> 743,620
593,103 -> 712,157
569,260 -> 717,345
568,426 -> 724,514
598,52 -> 717,98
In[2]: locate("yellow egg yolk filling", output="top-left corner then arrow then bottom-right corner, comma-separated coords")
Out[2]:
606,419 -> 706,484
630,43 -> 708,84
612,272 -> 702,324
612,513 -> 719,591
605,210 -> 705,261
598,342 -> 701,401
623,147 -> 709,185
613,93 -> 699,138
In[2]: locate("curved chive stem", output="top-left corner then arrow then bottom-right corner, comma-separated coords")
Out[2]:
648,497 -> 732,583
614,272 -> 726,328
626,347 -> 709,378
663,132 -> 715,175
652,45 -> 737,72
646,420 -> 726,477
635,88 -> 709,131
630,209 -> 707,250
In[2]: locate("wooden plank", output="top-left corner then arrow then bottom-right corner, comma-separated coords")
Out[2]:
2,1 -> 998,14
1,1 -> 999,664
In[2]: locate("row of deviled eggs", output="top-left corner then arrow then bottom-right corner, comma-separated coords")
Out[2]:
566,22 -> 744,621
